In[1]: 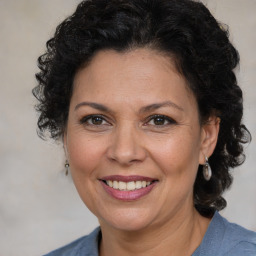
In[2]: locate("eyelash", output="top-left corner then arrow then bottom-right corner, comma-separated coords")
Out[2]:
80,114 -> 109,126
79,114 -> 176,127
145,114 -> 176,127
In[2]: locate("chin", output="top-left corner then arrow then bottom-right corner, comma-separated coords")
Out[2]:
99,208 -> 156,232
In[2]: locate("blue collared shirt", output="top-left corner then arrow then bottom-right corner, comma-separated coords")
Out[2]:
43,212 -> 256,256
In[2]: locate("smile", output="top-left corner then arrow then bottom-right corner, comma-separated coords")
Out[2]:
105,180 -> 152,191
100,175 -> 158,201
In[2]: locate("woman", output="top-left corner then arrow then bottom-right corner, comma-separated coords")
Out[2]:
33,0 -> 256,255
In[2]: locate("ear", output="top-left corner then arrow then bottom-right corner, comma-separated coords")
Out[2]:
199,116 -> 220,164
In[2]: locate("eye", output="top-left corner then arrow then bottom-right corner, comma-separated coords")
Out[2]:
80,115 -> 109,126
146,115 -> 176,126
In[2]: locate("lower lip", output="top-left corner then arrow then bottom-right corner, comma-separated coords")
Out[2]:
100,181 -> 157,201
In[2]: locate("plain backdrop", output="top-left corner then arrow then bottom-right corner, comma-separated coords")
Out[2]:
0,0 -> 255,255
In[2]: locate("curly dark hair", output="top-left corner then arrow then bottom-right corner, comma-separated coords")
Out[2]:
33,0 -> 251,217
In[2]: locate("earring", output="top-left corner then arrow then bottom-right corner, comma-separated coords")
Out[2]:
65,160 -> 69,176
203,156 -> 212,181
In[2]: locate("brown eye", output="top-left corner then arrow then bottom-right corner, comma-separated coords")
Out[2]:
153,117 -> 166,125
91,116 -> 104,125
146,115 -> 176,127
80,115 -> 109,126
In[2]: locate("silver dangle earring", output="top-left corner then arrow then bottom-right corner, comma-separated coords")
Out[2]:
65,160 -> 70,176
203,156 -> 212,181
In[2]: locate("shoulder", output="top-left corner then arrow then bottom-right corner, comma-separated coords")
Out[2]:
219,215 -> 256,255
43,227 -> 101,256
193,212 -> 256,256
224,241 -> 256,256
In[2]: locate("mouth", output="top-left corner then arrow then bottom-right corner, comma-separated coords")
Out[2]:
102,180 -> 155,191
99,175 -> 158,201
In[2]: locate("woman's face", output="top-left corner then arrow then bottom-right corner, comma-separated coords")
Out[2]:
65,48 -> 215,231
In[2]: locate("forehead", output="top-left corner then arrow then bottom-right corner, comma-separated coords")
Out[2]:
72,48 -> 197,113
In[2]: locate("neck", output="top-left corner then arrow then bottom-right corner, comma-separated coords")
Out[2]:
99,207 -> 211,256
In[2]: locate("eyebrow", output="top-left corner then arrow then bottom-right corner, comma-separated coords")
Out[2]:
74,100 -> 184,113
139,101 -> 184,113
75,102 -> 110,112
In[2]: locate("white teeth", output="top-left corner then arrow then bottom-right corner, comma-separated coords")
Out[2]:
119,181 -> 127,190
113,180 -> 119,189
106,180 -> 113,187
127,181 -> 136,190
135,181 -> 142,189
105,180 -> 153,191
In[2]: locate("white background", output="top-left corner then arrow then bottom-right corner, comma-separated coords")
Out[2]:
0,0 -> 255,255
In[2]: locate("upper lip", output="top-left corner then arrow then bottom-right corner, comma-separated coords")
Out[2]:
100,175 -> 158,182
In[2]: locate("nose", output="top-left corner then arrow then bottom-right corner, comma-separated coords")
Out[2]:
106,124 -> 147,166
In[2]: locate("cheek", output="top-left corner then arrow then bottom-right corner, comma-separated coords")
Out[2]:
67,133 -> 106,177
149,133 -> 201,208
66,134 -> 107,213
148,131 -> 201,178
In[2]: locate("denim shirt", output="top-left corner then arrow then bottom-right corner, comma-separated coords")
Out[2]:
43,212 -> 256,256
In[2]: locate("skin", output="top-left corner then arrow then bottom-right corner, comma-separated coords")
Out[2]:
64,48 -> 220,256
